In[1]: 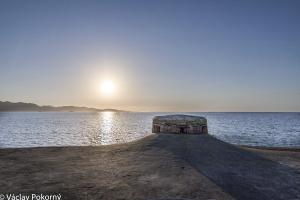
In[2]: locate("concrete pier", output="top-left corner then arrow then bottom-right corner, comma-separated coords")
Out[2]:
0,134 -> 299,200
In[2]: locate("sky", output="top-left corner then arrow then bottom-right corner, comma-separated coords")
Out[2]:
0,0 -> 299,112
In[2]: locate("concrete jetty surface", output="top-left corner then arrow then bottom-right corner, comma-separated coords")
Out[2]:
0,134 -> 299,200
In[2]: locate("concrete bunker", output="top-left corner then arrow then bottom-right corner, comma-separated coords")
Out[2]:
152,115 -> 208,134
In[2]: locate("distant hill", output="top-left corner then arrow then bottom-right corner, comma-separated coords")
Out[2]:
0,101 -> 125,112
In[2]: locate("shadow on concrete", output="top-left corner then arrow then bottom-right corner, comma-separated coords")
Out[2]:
146,134 -> 300,200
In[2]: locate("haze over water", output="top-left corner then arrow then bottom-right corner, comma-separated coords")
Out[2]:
0,112 -> 299,148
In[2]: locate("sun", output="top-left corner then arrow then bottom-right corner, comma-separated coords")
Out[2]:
100,80 -> 116,97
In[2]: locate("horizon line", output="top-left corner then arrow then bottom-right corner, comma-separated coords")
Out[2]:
1,100 -> 300,113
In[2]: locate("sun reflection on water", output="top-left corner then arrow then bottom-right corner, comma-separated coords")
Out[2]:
99,112 -> 115,144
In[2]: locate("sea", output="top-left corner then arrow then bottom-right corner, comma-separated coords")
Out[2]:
0,112 -> 299,148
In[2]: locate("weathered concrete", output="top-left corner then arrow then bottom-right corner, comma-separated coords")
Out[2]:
0,134 -> 299,200
152,134 -> 300,200
153,115 -> 208,134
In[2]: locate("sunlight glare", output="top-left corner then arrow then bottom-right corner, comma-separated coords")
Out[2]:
100,80 -> 116,97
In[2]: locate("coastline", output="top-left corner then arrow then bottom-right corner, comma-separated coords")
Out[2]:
240,145 -> 300,170
0,134 -> 299,200
240,145 -> 300,152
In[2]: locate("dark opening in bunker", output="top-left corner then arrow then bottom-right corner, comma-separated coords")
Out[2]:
202,126 -> 207,133
154,125 -> 160,133
180,127 -> 185,134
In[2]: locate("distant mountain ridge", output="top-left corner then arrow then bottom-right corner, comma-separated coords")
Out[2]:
0,101 -> 124,112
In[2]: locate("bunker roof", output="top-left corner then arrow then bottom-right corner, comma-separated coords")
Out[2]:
153,115 -> 207,126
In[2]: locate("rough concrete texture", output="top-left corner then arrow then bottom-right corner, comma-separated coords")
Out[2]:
152,115 -> 208,134
0,134 -> 299,200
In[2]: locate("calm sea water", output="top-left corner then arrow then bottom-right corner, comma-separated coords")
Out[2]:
0,112 -> 299,148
